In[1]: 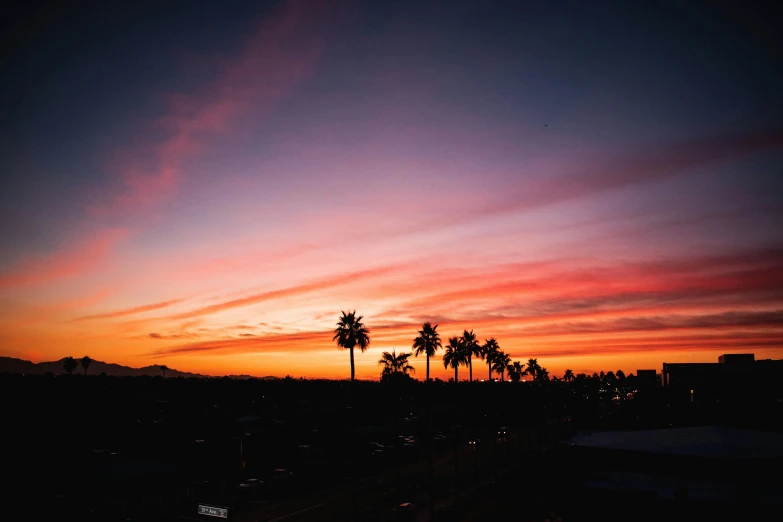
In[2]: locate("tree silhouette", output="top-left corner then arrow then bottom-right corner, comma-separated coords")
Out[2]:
412,322 -> 441,382
563,369 -> 575,382
459,330 -> 481,382
491,350 -> 511,381
481,338 -> 499,381
507,361 -> 525,382
80,356 -> 92,376
537,367 -> 550,382
159,365 -> 169,378
616,369 -> 626,382
333,310 -> 370,383
525,358 -> 542,381
378,350 -> 415,379
443,336 -> 466,383
62,356 -> 78,375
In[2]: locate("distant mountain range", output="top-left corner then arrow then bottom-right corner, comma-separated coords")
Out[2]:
0,356 -> 270,379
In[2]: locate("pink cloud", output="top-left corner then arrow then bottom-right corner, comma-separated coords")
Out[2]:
166,261 -> 417,321
92,0 -> 343,216
486,129 -> 783,217
0,228 -> 127,287
72,298 -> 185,322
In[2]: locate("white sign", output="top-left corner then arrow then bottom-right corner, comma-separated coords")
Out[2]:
198,504 -> 228,518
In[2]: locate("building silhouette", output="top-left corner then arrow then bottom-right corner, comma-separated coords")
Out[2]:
661,354 -> 783,422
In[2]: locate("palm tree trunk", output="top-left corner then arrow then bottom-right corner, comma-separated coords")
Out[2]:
468,356 -> 473,382
350,346 -> 355,382
454,366 -> 458,383
488,363 -> 492,382
426,354 -> 430,382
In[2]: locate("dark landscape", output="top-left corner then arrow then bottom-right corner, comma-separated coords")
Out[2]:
3,351 -> 782,521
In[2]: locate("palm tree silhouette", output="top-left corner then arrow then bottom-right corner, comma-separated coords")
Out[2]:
491,350 -> 511,381
333,310 -> 370,383
443,336 -> 466,383
159,365 -> 169,378
481,338 -> 499,381
378,350 -> 415,378
525,358 -> 541,381
412,322 -> 442,382
563,369 -> 574,382
537,367 -> 550,382
459,330 -> 481,382
80,356 -> 92,376
507,361 -> 525,382
62,356 -> 77,375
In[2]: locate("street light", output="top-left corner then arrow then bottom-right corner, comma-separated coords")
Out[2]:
240,433 -> 251,471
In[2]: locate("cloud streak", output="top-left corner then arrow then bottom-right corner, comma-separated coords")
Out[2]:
73,299 -> 185,322
94,0 -> 342,217
0,229 -> 127,288
165,262 -> 417,321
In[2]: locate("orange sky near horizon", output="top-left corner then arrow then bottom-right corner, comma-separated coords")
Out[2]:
3,245 -> 782,379
1,1 -> 782,379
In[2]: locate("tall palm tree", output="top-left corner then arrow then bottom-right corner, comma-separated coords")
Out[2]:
491,350 -> 511,381
459,330 -> 481,382
481,338 -> 499,381
525,358 -> 541,381
412,322 -> 442,382
333,310 -> 371,383
159,365 -> 169,378
563,369 -> 575,383
507,360 -> 525,382
443,336 -> 466,383
378,350 -> 415,378
80,356 -> 92,376
62,356 -> 78,375
537,367 -> 550,382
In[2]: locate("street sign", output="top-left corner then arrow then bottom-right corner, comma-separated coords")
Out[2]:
198,504 -> 228,518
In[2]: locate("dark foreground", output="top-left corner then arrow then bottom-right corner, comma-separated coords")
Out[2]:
1,373 -> 781,521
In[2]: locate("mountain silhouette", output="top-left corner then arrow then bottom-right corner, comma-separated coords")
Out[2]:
0,356 -> 261,379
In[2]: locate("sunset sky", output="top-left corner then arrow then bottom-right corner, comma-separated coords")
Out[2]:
1,0 -> 781,379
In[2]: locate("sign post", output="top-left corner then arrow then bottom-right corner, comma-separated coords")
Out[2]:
198,504 -> 228,519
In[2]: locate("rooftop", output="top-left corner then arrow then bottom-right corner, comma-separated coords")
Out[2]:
566,426 -> 783,459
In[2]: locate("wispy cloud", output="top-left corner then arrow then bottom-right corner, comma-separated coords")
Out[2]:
517,310 -> 783,337
0,228 -> 127,288
147,330 -> 331,358
73,299 -> 185,322
148,332 -> 200,340
488,129 -> 783,217
93,0 -> 342,217
166,262 -> 416,321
